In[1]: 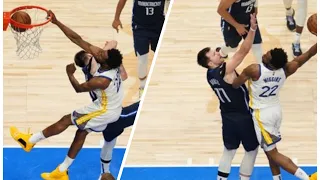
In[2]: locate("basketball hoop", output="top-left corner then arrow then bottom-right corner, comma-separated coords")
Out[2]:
3,5 -> 52,59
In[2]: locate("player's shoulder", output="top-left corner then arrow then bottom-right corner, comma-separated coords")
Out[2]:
245,63 -> 260,80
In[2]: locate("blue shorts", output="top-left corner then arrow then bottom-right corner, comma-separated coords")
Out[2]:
102,101 -> 140,142
221,19 -> 262,48
132,23 -> 163,56
221,112 -> 259,152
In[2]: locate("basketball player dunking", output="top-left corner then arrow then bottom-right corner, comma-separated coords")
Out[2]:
112,0 -> 166,97
10,11 -> 125,180
218,0 -> 263,63
197,14 -> 276,180
73,45 -> 140,180
232,43 -> 317,180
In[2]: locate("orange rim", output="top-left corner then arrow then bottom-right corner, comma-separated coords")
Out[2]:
9,5 -> 52,29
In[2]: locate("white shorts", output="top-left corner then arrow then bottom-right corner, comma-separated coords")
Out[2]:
252,105 -> 282,152
71,101 -> 122,133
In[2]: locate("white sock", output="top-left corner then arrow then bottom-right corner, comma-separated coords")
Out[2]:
239,174 -> 250,180
217,176 -> 227,180
294,168 -> 310,180
294,32 -> 301,44
59,156 -> 74,172
140,78 -> 147,89
251,44 -> 263,63
29,131 -> 45,144
100,139 -> 117,174
273,174 -> 282,180
286,7 -> 294,16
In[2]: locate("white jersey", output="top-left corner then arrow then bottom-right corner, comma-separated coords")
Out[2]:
92,66 -> 124,112
248,63 -> 286,109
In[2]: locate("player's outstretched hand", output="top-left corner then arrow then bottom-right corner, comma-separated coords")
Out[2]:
66,63 -> 76,75
47,10 -> 58,24
112,19 -> 123,33
250,13 -> 257,31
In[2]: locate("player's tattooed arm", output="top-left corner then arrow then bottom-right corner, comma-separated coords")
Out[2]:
226,14 -> 257,74
218,0 -> 248,35
66,63 -> 111,93
48,10 -> 107,62
285,43 -> 317,77
113,0 -> 128,32
232,64 -> 260,88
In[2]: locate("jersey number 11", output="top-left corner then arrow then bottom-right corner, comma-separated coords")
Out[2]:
214,88 -> 231,103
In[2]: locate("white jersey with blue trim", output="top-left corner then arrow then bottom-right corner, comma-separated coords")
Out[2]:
92,65 -> 124,112
248,63 -> 286,109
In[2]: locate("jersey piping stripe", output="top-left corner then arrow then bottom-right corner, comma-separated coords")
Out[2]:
240,86 -> 249,111
254,110 -> 273,145
248,80 -> 253,108
76,90 -> 108,125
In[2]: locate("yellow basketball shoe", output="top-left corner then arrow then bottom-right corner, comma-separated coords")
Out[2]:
41,166 -> 69,180
139,88 -> 144,99
309,172 -> 317,180
9,126 -> 35,152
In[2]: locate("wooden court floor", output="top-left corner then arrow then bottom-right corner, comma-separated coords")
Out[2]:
125,0 -> 317,165
3,0 -> 153,147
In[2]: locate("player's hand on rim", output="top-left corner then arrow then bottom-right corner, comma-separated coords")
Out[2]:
66,63 -> 77,75
112,19 -> 123,33
250,13 -> 258,31
47,10 -> 58,24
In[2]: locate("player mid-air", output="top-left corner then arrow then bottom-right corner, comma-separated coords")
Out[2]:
217,0 -> 263,63
232,43 -> 317,180
73,48 -> 140,180
112,0 -> 166,97
197,14 -> 277,180
10,10 -> 124,180
283,0 -> 308,56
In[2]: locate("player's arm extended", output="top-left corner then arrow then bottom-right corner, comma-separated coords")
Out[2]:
68,75 -> 111,93
217,0 -> 241,28
232,64 -> 259,88
285,43 -> 317,77
254,0 -> 258,15
48,10 -> 106,61
225,14 -> 257,74
114,0 -> 127,19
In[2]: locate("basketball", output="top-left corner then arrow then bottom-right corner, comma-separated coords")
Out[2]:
11,11 -> 31,32
307,13 -> 317,36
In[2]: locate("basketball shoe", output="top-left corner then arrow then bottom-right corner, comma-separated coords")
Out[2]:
286,9 -> 296,31
9,126 -> 35,152
41,166 -> 69,180
309,172 -> 317,180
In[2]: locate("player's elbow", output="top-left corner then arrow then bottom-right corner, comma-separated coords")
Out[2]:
217,6 -> 224,15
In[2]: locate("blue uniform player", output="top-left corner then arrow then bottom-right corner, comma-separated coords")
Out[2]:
217,0 -> 263,63
74,43 -> 140,180
197,14 -> 279,180
113,0 -> 166,97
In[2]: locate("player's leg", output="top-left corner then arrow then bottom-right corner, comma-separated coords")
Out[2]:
100,138 -> 117,176
283,0 -> 296,31
10,114 -> 73,152
133,29 -> 150,98
219,20 -> 241,58
238,115 -> 259,180
40,129 -> 88,179
265,151 -> 282,180
217,115 -> 240,180
292,0 -> 308,56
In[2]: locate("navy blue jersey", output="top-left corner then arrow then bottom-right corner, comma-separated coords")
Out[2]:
132,0 -> 165,29
207,63 -> 250,114
226,0 -> 256,24
81,58 -> 98,102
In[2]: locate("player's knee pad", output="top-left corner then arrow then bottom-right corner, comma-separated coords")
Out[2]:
296,0 -> 308,27
137,53 -> 148,79
218,148 -> 237,173
240,147 -> 259,176
100,138 -> 117,160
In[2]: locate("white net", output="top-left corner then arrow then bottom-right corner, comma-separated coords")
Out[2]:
9,7 -> 49,60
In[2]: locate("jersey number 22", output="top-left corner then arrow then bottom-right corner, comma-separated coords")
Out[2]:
259,85 -> 278,97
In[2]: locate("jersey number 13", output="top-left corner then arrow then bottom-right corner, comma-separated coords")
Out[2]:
146,7 -> 154,15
